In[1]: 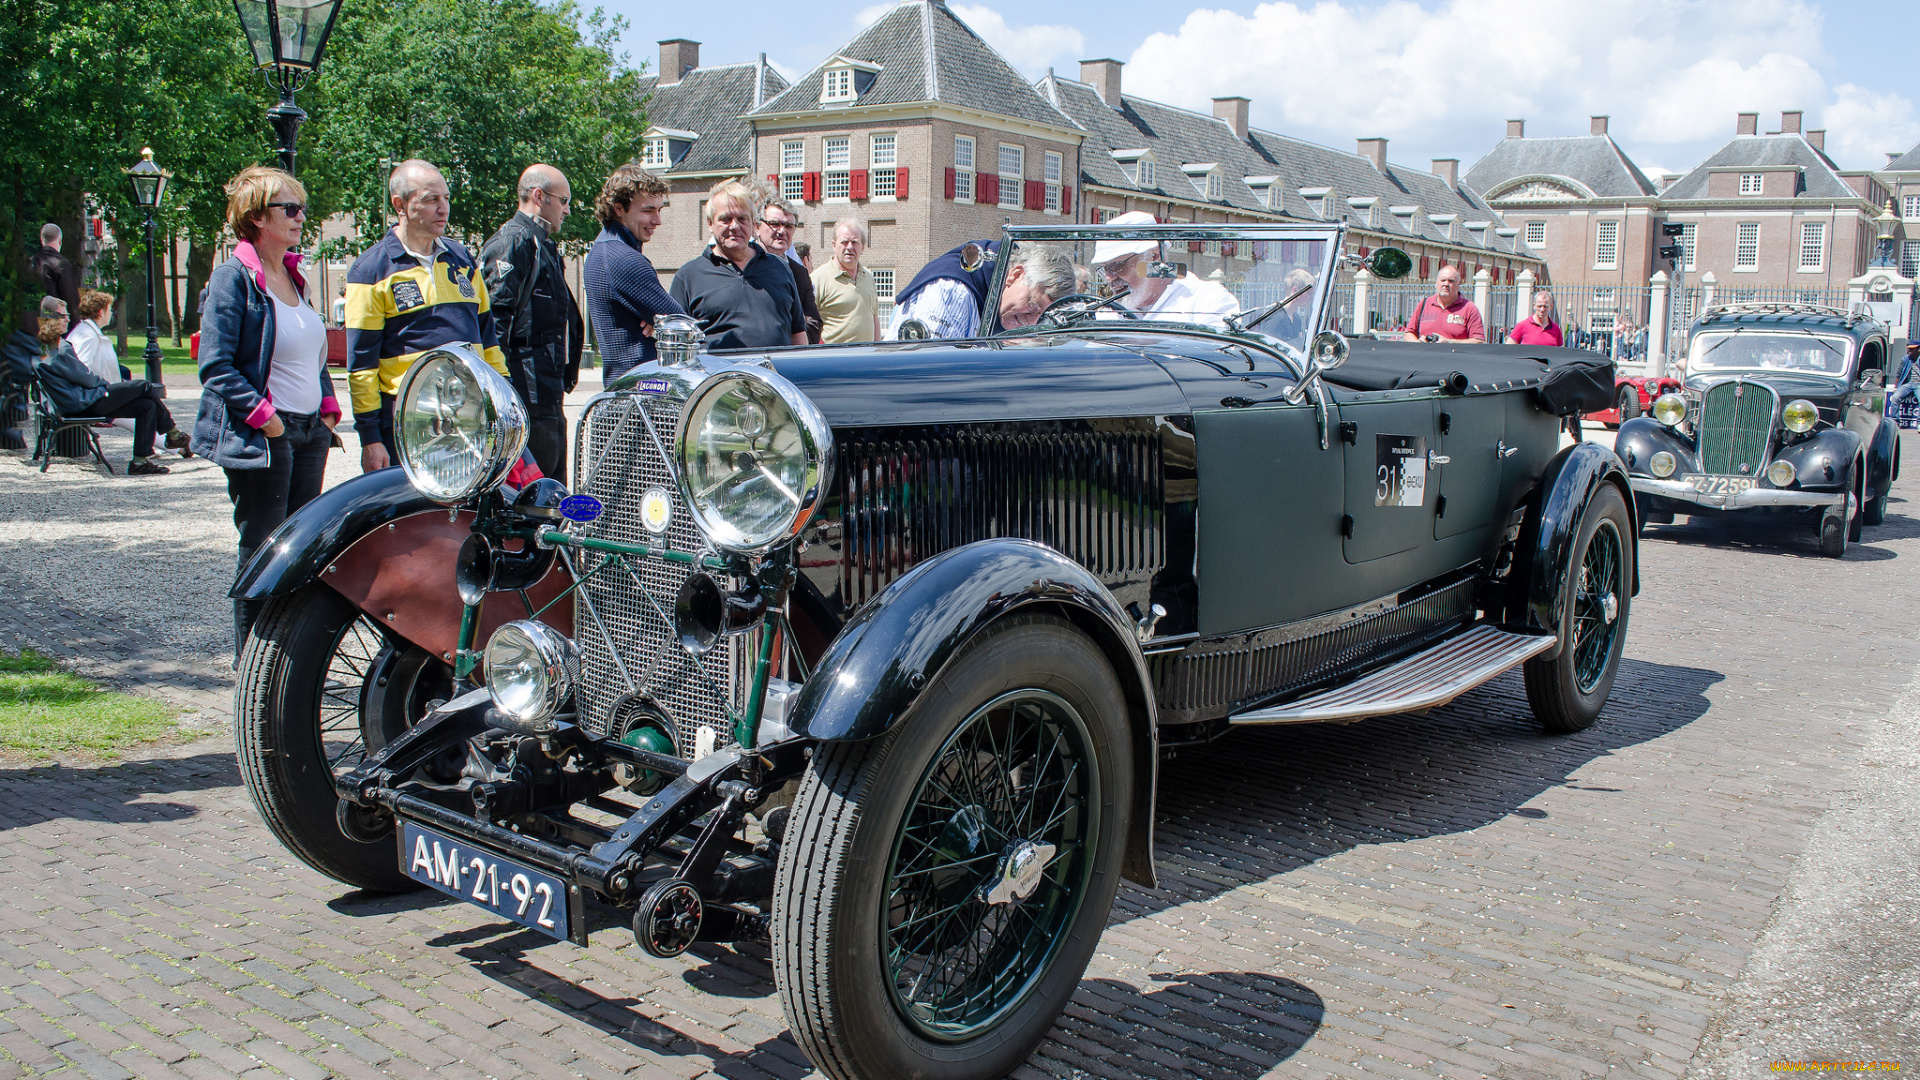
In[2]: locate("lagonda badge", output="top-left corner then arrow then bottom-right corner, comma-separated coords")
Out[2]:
560,494 -> 603,523
639,378 -> 670,394
639,488 -> 673,534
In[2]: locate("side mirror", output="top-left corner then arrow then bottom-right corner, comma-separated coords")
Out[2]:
1858,367 -> 1885,387
1365,248 -> 1413,280
1307,330 -> 1349,371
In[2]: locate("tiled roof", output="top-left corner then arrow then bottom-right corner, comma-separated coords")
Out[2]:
752,1 -> 1071,130
1662,134 -> 1859,201
1463,135 -> 1657,199
636,60 -> 788,175
1039,74 -> 1517,255
1887,142 -> 1920,171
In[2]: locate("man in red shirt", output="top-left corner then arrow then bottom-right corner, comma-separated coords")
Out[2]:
1401,265 -> 1485,343
1507,290 -> 1563,346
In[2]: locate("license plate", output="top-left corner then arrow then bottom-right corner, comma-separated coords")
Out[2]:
399,819 -> 573,941
1692,475 -> 1754,497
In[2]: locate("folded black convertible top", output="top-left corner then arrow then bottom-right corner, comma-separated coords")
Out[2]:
1326,339 -> 1615,416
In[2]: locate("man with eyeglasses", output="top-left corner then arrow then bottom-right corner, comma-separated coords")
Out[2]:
757,199 -> 822,344
481,163 -> 585,478
344,158 -> 513,473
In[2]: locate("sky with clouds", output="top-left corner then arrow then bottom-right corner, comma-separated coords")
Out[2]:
595,0 -> 1916,180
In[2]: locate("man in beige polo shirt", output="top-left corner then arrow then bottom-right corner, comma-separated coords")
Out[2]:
812,216 -> 881,343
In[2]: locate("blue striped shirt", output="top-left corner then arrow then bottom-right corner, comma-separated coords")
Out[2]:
890,278 -> 980,339
584,224 -> 685,383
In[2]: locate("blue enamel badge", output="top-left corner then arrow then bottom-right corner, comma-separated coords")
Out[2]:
638,377 -> 670,394
560,495 -> 604,523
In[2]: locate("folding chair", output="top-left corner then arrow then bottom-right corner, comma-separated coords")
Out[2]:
28,366 -> 114,474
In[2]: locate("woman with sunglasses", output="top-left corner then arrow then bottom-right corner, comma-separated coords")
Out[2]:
191,165 -> 341,660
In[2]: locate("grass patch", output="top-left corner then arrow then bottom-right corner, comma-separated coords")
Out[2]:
0,650 -> 179,760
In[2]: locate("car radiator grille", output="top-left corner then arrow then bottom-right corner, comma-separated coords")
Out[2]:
569,392 -> 745,754
1697,381 -> 1776,476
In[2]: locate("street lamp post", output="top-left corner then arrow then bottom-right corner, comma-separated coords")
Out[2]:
231,0 -> 345,176
124,148 -> 172,385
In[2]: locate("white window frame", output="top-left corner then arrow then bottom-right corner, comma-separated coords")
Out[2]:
1798,221 -> 1825,271
823,136 -> 851,201
1905,195 -> 1920,221
871,267 -> 896,332
953,136 -> 975,204
997,144 -> 1024,210
822,67 -> 855,104
641,137 -> 669,169
1739,173 -> 1763,195
780,140 -> 805,202
870,134 -> 897,200
1902,239 -> 1920,279
1593,219 -> 1618,270
1206,171 -> 1223,201
1043,151 -> 1062,213
1735,222 -> 1760,270
1678,222 -> 1696,272
1524,221 -> 1545,249
1094,206 -> 1121,224
1138,160 -> 1155,189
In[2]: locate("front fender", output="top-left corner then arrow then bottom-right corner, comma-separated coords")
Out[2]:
1774,427 -> 1863,490
1866,418 -> 1898,496
233,467 -> 436,600
1516,441 -> 1638,657
1614,416 -> 1696,475
791,538 -> 1159,886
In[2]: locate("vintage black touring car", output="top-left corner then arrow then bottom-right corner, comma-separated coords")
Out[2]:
232,222 -> 1630,1080
1615,302 -> 1900,557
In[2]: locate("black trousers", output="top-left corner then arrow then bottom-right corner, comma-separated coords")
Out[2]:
526,396 -> 567,482
228,410 -> 333,659
88,381 -> 176,458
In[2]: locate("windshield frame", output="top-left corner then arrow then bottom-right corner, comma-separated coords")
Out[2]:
984,222 -> 1348,344
1687,328 -> 1856,380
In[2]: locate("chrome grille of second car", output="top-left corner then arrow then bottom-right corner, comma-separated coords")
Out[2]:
1697,380 -> 1777,476
569,391 -> 743,755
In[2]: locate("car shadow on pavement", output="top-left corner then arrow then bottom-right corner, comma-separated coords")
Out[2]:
1642,512 -> 1915,558
0,751 -> 237,831
1125,656 -> 1720,915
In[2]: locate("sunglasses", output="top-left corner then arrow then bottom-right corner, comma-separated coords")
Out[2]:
265,201 -> 307,219
541,190 -> 571,206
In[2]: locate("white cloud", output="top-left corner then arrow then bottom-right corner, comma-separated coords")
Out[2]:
950,4 -> 1084,77
1120,0 -> 1899,173
854,3 -> 893,29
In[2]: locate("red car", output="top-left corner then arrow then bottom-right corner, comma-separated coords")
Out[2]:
1596,374 -> 1682,428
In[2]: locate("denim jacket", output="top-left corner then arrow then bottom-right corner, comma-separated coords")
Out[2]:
190,241 -> 340,469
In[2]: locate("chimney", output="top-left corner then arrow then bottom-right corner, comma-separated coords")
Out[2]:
1431,159 -> 1459,187
1659,173 -> 1681,193
1807,129 -> 1825,153
1213,96 -> 1250,140
1781,110 -> 1803,134
1737,112 -> 1758,135
1506,118 -> 1525,139
1080,59 -> 1124,106
1590,115 -> 1609,136
1357,137 -> 1388,172
1890,152 -> 1903,167
658,39 -> 699,85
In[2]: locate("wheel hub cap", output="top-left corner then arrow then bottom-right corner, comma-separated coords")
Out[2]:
980,840 -> 1056,905
1599,592 -> 1618,624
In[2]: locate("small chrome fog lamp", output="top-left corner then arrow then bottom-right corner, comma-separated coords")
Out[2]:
1649,451 -> 1677,478
1767,459 -> 1797,487
484,620 -> 578,733
1652,393 -> 1687,427
1783,399 -> 1818,434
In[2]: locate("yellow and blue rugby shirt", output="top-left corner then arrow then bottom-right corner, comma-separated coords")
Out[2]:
344,231 -> 510,444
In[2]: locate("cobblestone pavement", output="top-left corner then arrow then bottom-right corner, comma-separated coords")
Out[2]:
2,405 -> 1918,1078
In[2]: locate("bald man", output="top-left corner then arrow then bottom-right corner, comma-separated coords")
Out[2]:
481,163 -> 584,478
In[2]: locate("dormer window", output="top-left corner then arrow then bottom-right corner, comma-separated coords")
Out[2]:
1739,173 -> 1763,195
1245,175 -> 1277,209
1348,196 -> 1379,228
641,138 -> 669,168
1429,213 -> 1457,240
1390,206 -> 1420,235
1112,149 -> 1156,190
1299,186 -> 1331,219
824,68 -> 854,102
639,126 -> 699,169
818,56 -> 880,106
1182,163 -> 1221,200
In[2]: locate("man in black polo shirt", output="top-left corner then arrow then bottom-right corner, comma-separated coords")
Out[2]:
670,180 -> 806,351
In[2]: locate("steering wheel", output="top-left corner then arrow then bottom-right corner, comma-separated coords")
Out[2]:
1036,292 -> 1139,328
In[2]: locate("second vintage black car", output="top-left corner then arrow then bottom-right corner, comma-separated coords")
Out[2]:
229,222 -> 1630,1080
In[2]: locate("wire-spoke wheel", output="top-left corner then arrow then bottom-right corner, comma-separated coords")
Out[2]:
1525,483 -> 1633,733
774,615 -> 1132,1080
236,583 -> 447,891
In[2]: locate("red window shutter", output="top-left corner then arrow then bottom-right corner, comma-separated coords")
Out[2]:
1024,179 -> 1043,211
1060,186 -> 1070,214
804,172 -> 822,201
1358,245 -> 1370,257
1187,240 -> 1203,254
1221,241 -> 1236,257
1419,256 -> 1430,279
851,169 -> 868,201
896,167 -> 908,200
944,167 -> 956,200
980,173 -> 998,205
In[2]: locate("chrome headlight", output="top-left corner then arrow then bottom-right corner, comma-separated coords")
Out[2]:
395,346 -> 527,502
1783,398 -> 1818,434
674,367 -> 833,552
1767,459 -> 1797,487
1649,451 -> 1677,478
1652,393 -> 1687,427
484,620 -> 578,733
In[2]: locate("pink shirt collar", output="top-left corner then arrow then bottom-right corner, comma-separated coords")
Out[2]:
234,239 -> 307,297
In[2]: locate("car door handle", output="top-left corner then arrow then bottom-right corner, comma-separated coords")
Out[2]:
1428,452 -> 1450,467
1496,441 -> 1519,458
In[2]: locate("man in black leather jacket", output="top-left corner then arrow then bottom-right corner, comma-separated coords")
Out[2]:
481,164 -> 584,479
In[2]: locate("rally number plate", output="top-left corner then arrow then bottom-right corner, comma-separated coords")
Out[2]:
1692,475 -> 1754,497
399,819 -> 573,941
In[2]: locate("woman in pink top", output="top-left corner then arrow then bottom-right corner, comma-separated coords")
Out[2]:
1508,290 -> 1564,346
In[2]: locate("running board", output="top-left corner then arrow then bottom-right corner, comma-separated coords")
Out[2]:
1228,625 -> 1556,725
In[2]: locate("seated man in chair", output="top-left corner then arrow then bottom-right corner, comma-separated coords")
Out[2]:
35,308 -> 187,475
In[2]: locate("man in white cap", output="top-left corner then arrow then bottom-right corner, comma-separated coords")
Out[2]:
1091,211 -> 1240,328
